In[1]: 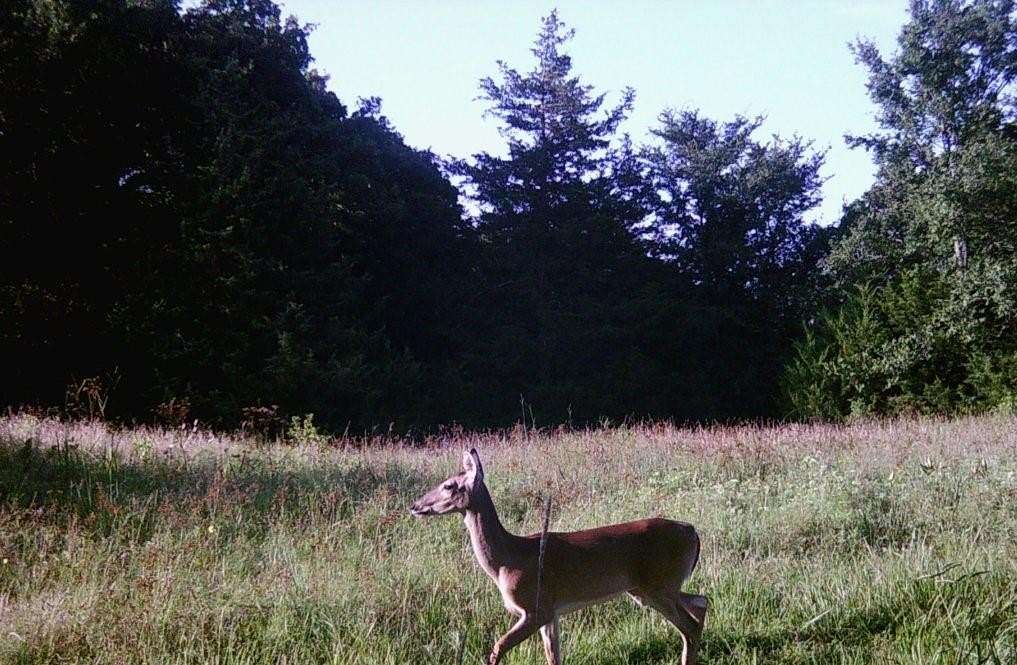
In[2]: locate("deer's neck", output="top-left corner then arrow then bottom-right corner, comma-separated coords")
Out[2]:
464,483 -> 514,578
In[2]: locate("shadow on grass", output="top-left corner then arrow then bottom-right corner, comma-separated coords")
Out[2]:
0,435 -> 429,538
586,600 -> 903,664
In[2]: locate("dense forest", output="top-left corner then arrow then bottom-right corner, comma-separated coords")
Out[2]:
2,0 -> 1015,433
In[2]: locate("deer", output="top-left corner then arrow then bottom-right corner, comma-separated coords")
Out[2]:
410,449 -> 708,665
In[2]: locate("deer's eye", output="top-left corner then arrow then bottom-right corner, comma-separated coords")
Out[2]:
443,482 -> 457,491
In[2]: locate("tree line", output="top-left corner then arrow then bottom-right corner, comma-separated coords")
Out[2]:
2,0 -> 1014,432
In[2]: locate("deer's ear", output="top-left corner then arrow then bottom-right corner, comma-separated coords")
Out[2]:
462,448 -> 484,483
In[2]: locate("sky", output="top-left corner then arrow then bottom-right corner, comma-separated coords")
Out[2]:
276,0 -> 910,224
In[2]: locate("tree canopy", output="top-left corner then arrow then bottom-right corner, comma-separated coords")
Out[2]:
786,0 -> 1017,418
3,0 -> 1012,432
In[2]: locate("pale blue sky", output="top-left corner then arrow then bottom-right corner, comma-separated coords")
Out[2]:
277,0 -> 909,224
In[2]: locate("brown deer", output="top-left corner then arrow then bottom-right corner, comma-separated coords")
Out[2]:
410,449 -> 708,665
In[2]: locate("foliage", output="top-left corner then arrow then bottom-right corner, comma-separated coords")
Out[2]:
286,413 -> 330,447
787,0 -> 1017,419
449,11 -> 661,424
451,12 -> 827,423
787,265 -> 1017,420
786,276 -> 957,418
12,0 -> 1010,429
0,0 -> 469,431
7,1 -> 829,430
645,111 -> 832,417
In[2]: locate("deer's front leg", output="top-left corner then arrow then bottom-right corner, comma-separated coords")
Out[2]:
487,614 -> 540,665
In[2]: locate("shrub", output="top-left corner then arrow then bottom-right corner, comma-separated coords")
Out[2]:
286,413 -> 330,447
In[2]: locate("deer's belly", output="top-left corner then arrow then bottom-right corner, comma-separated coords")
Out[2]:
557,591 -> 626,615
496,567 -> 634,617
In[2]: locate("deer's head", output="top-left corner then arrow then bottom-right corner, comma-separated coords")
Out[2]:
410,448 -> 484,517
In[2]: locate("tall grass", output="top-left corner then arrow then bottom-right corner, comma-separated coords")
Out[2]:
1,414 -> 1015,663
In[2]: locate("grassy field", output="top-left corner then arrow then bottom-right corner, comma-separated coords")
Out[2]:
1,414 -> 1015,664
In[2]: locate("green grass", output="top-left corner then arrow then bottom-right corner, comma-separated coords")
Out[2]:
1,414 -> 1015,663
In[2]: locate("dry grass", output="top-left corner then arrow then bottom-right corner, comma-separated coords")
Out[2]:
1,413 -> 1016,663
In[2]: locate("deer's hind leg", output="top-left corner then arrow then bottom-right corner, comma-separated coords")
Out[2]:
629,591 -> 706,665
678,592 -> 708,631
539,616 -> 561,665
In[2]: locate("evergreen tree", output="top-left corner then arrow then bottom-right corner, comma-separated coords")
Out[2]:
453,11 -> 658,424
644,111 -> 830,417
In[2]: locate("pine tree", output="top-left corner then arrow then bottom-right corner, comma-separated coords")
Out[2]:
643,110 -> 829,418
453,11 -> 655,424
459,11 -> 637,224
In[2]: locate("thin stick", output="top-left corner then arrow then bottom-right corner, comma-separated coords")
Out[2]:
454,629 -> 465,665
519,394 -> 528,440
533,496 -> 552,620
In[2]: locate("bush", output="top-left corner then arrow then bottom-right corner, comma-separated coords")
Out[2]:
286,413 -> 330,447
783,267 -> 1017,420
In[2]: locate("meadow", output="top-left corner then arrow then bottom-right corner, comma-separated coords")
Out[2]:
1,413 -> 1015,664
